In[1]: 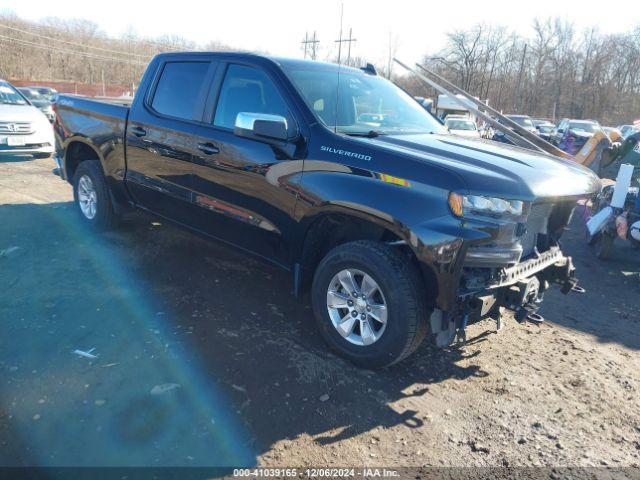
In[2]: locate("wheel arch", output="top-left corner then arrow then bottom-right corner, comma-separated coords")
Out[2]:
63,137 -> 104,183
293,205 -> 438,302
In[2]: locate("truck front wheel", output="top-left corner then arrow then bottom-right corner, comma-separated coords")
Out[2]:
72,160 -> 118,230
311,240 -> 429,368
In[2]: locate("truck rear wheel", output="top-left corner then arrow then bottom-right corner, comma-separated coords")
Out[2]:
311,240 -> 429,369
72,160 -> 118,231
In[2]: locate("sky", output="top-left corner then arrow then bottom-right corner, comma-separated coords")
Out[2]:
1,0 -> 639,68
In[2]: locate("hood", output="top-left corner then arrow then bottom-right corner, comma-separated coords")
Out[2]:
0,104 -> 48,123
357,133 -> 601,201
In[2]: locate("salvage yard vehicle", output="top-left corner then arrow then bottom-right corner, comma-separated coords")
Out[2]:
54,52 -> 600,368
25,85 -> 58,103
17,87 -> 55,122
0,79 -> 55,158
551,118 -> 601,150
491,114 -> 540,144
536,123 -> 556,142
444,115 -> 480,138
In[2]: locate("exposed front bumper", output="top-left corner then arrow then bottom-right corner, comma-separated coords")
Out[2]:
459,247 -> 578,324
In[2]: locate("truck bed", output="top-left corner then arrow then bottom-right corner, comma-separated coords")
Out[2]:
55,94 -> 130,148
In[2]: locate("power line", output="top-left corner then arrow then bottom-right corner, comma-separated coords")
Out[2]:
0,34 -> 148,66
0,22 -> 150,58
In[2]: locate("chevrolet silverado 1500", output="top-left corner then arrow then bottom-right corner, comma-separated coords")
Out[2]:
54,52 -> 601,368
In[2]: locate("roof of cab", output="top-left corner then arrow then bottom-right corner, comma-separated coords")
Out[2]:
151,51 -> 365,74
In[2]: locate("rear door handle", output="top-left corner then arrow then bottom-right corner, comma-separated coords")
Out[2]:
130,126 -> 146,137
197,142 -> 219,155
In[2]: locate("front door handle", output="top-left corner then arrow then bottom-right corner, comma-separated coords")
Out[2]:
197,142 -> 219,155
130,126 -> 146,137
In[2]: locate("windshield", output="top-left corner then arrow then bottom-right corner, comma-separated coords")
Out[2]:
569,121 -> 599,133
446,119 -> 476,131
0,83 -> 28,106
508,116 -> 534,128
283,64 -> 447,136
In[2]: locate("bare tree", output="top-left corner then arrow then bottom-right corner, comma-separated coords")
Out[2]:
407,18 -> 640,124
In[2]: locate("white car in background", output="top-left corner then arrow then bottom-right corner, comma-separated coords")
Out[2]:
444,115 -> 481,138
0,80 -> 55,158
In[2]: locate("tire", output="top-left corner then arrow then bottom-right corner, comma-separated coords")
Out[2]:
595,231 -> 613,260
72,160 -> 118,231
311,240 -> 429,369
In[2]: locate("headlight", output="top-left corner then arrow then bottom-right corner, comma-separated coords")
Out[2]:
449,193 -> 524,218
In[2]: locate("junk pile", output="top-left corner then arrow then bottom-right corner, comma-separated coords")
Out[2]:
586,163 -> 640,259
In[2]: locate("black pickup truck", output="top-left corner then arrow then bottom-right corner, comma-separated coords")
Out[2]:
54,52 -> 600,368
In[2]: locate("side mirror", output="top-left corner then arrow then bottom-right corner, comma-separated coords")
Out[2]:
234,112 -> 289,143
557,128 -> 565,134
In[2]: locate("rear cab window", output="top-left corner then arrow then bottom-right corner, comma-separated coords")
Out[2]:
151,62 -> 211,121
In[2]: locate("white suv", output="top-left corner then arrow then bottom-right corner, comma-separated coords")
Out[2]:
0,80 -> 55,158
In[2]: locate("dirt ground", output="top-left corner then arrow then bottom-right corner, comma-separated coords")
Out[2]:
1,154 -> 640,472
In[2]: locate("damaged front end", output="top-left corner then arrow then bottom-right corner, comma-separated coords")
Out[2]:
430,198 -> 585,347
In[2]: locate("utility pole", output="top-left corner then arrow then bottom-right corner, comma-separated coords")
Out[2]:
301,31 -> 319,60
335,27 -> 356,65
302,32 -> 309,59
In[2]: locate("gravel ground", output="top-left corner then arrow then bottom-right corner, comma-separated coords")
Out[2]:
1,155 -> 640,472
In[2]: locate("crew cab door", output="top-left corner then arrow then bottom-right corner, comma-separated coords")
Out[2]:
189,61 -> 304,267
125,57 -> 217,219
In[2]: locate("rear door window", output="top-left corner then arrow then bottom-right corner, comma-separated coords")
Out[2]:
151,62 -> 211,120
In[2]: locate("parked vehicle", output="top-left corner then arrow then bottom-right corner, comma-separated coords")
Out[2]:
532,118 -> 553,128
444,115 -> 480,138
551,118 -> 600,147
0,79 -> 55,157
54,52 -> 600,367
491,114 -> 539,144
535,123 -> 555,142
435,94 -> 480,125
17,87 -> 55,122
618,124 -> 639,139
26,86 -> 58,103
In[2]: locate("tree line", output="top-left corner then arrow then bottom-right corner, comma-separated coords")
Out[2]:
1,12 -> 639,125
0,12 -> 232,93
396,19 -> 640,125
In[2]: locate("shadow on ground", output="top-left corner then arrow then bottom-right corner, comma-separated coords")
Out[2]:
0,201 -> 482,468
2,194 -> 638,468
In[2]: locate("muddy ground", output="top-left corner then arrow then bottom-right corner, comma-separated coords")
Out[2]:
1,155 -> 640,472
